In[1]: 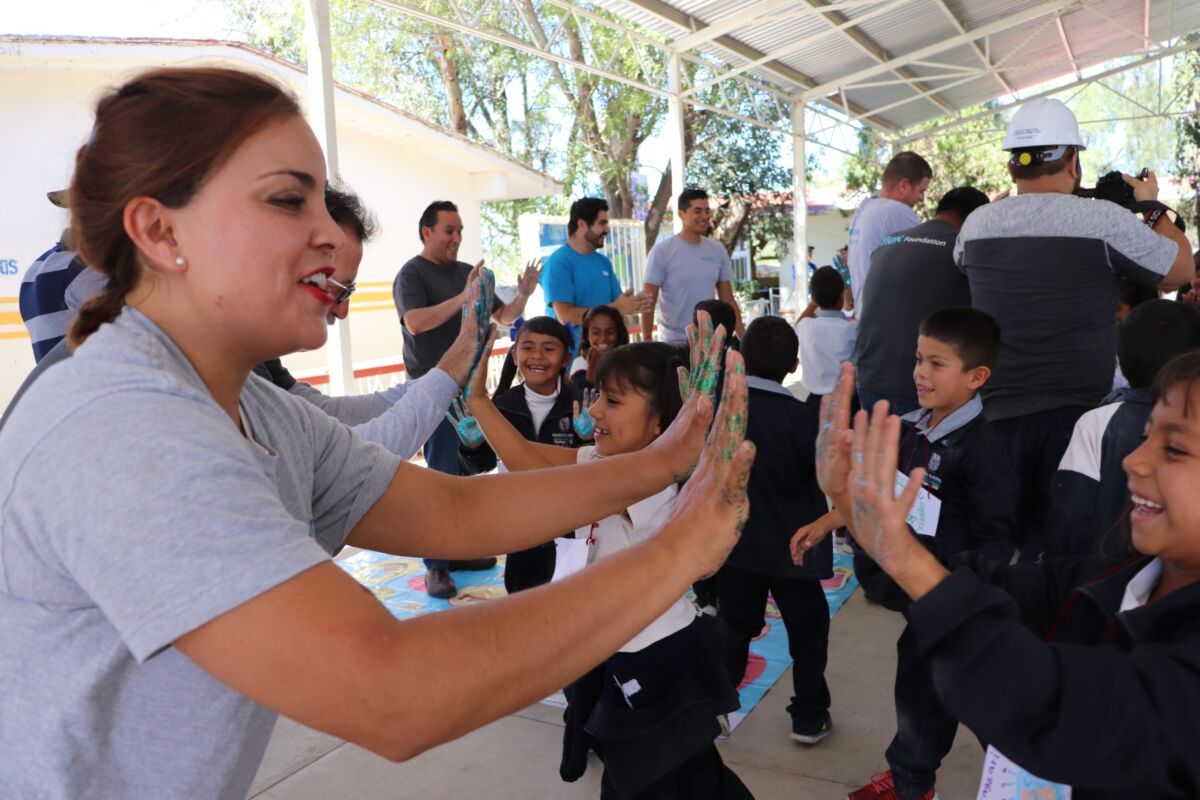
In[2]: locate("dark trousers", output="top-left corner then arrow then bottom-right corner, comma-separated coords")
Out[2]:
885,624 -> 959,799
421,416 -> 462,571
716,566 -> 830,726
504,542 -> 556,594
856,386 -> 920,417
991,405 -> 1088,560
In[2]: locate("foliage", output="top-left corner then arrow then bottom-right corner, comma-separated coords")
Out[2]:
1173,39 -> 1200,236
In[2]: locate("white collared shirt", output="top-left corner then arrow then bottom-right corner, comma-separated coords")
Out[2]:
1119,558 -> 1163,612
796,310 -> 858,396
576,446 -> 698,652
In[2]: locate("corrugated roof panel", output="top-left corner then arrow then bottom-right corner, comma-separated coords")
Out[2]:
852,1 -> 961,60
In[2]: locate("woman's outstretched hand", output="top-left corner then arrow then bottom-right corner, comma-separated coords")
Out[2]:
845,400 -> 948,600
660,347 -> 756,580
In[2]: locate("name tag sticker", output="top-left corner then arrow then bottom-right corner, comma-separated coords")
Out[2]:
976,745 -> 1071,800
895,470 -> 942,537
551,537 -> 590,582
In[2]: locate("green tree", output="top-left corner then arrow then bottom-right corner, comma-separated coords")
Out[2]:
1173,39 -> 1200,237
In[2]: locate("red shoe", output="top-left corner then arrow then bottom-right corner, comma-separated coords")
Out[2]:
847,771 -> 937,800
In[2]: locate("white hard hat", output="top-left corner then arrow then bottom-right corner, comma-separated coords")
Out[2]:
1002,98 -> 1086,151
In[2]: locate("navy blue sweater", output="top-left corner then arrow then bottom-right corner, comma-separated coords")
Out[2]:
459,380 -> 584,474
909,554 -> 1200,799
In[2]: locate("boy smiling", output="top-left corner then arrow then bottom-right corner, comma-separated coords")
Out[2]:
850,306 -> 1018,800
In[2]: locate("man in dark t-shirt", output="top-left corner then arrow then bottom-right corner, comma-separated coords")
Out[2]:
393,200 -> 539,598
854,187 -> 990,416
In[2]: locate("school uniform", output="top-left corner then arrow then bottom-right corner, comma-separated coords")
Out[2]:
852,394 -> 1017,800
459,379 -> 584,593
717,377 -> 834,732
1047,386 -> 1151,559
909,552 -> 1200,798
560,446 -> 751,800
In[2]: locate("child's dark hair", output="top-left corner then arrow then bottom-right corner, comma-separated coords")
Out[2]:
1118,278 -> 1159,312
810,266 -> 844,310
1118,300 -> 1200,388
594,342 -> 687,432
692,299 -> 736,339
580,305 -> 630,356
741,316 -> 798,383
494,316 -> 573,396
918,306 -> 1001,370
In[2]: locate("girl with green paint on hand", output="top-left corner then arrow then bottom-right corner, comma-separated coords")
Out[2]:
466,311 -> 757,800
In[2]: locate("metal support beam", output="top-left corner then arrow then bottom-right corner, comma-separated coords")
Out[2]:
804,0 -> 956,116
801,0 -> 1078,101
666,51 -> 688,234
894,39 -> 1199,145
790,101 -> 808,312
1055,13 -> 1082,79
928,0 -> 1015,96
304,0 -> 355,397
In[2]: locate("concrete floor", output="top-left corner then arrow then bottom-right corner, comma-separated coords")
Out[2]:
247,588 -> 985,799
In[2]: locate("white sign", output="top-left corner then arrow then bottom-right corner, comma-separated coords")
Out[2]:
550,537 -> 590,583
895,470 -> 942,537
976,745 -> 1071,800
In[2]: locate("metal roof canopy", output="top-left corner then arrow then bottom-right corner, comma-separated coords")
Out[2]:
300,0 -> 1200,374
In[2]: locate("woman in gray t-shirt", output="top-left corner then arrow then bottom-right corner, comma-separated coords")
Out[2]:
0,68 -> 754,800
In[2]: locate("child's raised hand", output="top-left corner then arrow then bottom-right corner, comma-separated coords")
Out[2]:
446,398 -> 485,449
660,347 -> 756,580
572,389 -> 598,440
789,512 -> 838,566
677,310 -> 726,404
845,400 -> 925,578
816,362 -> 856,499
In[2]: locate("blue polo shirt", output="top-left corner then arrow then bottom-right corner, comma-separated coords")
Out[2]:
540,244 -> 622,318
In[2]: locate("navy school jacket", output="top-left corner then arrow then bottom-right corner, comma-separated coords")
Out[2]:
854,396 -> 1017,611
908,553 -> 1200,799
1047,387 -> 1150,560
459,379 -> 584,474
726,379 -> 832,580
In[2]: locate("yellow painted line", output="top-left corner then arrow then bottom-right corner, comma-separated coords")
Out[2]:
0,311 -> 23,325
358,281 -> 392,288
349,291 -> 394,304
0,296 -> 17,303
0,330 -> 29,340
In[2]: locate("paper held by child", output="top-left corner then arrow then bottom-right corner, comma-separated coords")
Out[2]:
894,470 -> 942,537
976,745 -> 1071,800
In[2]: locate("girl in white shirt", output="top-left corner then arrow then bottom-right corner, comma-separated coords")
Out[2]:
466,323 -> 754,799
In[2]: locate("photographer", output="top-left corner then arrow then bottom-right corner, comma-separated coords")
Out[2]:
954,98 -> 1192,561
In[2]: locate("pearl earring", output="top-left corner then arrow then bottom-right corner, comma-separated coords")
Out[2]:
175,256 -> 186,266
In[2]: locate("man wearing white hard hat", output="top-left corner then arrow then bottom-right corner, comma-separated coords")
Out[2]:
951,97 -> 1192,563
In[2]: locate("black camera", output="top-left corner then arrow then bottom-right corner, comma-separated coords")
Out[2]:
1074,168 -> 1149,209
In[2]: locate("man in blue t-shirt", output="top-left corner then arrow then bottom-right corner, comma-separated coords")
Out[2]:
540,197 -> 648,337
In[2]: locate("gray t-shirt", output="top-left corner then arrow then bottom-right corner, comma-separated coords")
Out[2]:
854,219 -> 970,400
955,193 -> 1179,420
0,309 -> 401,799
847,196 -> 921,315
393,255 -> 503,378
644,235 -> 734,343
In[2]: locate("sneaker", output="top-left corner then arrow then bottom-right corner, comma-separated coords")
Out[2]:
846,771 -> 937,800
716,713 -> 731,739
833,531 -> 855,556
448,557 -> 498,571
425,568 -> 457,599
790,712 -> 832,745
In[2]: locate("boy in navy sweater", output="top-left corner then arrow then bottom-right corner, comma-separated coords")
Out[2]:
1048,299 -> 1200,559
717,316 -> 834,744
848,307 -> 1017,800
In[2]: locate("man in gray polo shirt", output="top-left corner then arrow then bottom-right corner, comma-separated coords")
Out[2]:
641,187 -> 743,343
393,200 -> 539,597
955,98 -> 1193,558
854,186 -> 991,416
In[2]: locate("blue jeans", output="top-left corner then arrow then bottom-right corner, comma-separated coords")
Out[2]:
856,386 -> 921,418
421,416 -> 462,571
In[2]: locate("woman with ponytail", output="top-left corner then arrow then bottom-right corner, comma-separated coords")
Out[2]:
0,67 -> 755,799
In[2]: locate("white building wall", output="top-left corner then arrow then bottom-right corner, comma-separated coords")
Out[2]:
0,61 -> 506,409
